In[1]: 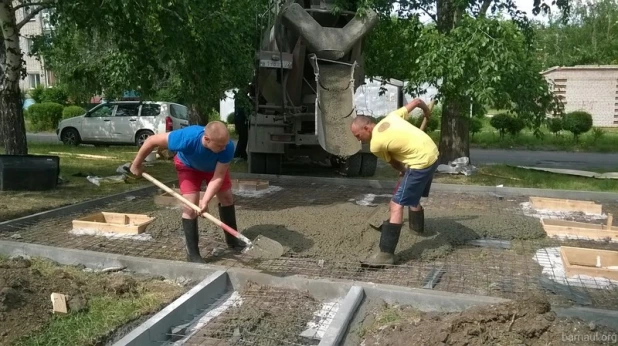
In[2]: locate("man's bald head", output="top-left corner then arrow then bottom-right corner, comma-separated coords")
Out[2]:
202,121 -> 230,153
350,115 -> 376,143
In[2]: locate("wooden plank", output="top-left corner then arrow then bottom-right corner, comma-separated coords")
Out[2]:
529,196 -> 602,214
51,293 -> 68,314
560,246 -> 618,281
72,212 -> 155,235
232,179 -> 269,191
541,218 -> 618,242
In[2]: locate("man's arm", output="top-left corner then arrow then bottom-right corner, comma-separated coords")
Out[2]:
199,162 -> 229,213
130,133 -> 169,176
403,98 -> 431,119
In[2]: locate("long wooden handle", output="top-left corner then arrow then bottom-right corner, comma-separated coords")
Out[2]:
142,172 -> 252,245
419,99 -> 436,132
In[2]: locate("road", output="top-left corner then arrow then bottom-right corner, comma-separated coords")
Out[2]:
25,133 -> 618,170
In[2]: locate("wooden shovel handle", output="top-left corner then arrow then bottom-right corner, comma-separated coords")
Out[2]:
141,172 -> 252,245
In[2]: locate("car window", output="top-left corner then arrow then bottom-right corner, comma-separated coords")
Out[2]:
89,104 -> 115,117
141,104 -> 161,117
115,104 -> 140,117
170,104 -> 188,120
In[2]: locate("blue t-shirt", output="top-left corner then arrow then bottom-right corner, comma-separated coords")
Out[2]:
167,125 -> 234,172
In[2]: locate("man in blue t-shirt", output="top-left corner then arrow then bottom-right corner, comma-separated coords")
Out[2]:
130,121 -> 241,263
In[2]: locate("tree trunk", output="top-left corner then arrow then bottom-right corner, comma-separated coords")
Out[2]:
188,104 -> 203,125
0,3 -> 28,155
438,96 -> 469,164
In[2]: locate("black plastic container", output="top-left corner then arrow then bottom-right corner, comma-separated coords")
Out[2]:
0,154 -> 60,191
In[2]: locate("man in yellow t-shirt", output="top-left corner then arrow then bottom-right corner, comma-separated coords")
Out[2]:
350,98 -> 439,267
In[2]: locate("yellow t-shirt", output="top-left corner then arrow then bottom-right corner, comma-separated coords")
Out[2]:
370,107 -> 439,169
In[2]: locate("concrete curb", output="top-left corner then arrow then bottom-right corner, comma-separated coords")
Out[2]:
113,270 -> 229,346
230,172 -> 618,201
554,306 -> 618,332
0,180 -> 176,229
319,286 -> 364,346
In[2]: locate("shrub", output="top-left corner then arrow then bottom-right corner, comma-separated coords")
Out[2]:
547,117 -> 563,136
227,112 -> 235,124
591,127 -> 605,143
506,117 -> 525,136
489,113 -> 511,138
62,105 -> 86,119
410,115 -> 440,132
26,102 -> 64,131
563,111 -> 593,140
469,117 -> 483,137
42,87 -> 69,105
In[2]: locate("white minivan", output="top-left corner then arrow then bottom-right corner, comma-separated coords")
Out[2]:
56,101 -> 189,147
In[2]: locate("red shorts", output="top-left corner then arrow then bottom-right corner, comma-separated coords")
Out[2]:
174,156 -> 232,195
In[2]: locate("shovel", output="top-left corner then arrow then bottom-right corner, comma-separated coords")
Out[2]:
140,172 -> 285,259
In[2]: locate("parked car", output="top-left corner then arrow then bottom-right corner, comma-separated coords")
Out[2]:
56,101 -> 189,147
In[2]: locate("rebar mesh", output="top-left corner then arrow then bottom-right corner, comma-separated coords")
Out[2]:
2,181 -> 618,310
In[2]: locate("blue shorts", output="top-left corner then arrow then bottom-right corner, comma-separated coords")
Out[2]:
392,160 -> 438,207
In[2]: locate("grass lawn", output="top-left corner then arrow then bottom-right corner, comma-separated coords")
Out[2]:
0,144 -> 178,222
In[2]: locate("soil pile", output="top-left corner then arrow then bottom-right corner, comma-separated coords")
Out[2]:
360,294 -> 616,345
0,256 -> 182,345
188,282 -> 321,345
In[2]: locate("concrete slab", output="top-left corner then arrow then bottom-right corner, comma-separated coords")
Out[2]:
113,270 -> 229,346
319,286 -> 364,346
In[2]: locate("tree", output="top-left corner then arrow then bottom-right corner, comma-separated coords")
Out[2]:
1,0 -> 267,155
344,0 -> 567,163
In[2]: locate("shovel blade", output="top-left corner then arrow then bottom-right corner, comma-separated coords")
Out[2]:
242,235 -> 284,259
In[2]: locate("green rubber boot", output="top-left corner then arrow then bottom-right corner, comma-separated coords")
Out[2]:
361,222 -> 402,268
409,207 -> 424,234
182,218 -> 205,263
218,204 -> 245,251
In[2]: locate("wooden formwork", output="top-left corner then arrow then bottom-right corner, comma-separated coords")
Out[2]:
72,212 -> 155,235
154,188 -> 219,209
231,179 -> 269,191
529,196 -> 603,214
541,213 -> 617,242
560,246 -> 618,281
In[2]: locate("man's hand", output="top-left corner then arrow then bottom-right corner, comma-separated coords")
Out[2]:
198,197 -> 210,216
129,161 -> 144,176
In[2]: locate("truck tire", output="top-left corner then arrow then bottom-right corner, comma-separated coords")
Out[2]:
340,153 -> 362,177
265,154 -> 282,175
249,153 -> 266,174
360,153 -> 377,177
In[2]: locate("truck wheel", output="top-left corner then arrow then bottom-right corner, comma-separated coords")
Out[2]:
265,154 -> 282,175
249,153 -> 266,174
340,153 -> 362,177
360,153 -> 377,177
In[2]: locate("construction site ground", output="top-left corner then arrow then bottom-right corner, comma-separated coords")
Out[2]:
2,178 -> 618,344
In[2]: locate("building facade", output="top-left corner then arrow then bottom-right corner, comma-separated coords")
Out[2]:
541,65 -> 618,127
15,4 -> 54,91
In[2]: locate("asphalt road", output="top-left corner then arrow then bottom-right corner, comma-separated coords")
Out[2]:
25,132 -> 618,170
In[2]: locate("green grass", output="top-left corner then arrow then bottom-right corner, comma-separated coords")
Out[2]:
7,257 -> 184,346
0,143 -> 177,221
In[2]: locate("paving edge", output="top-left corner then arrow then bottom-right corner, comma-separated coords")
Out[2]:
114,270 -> 229,346
231,172 -> 618,201
319,286 -> 364,346
0,179 -> 176,228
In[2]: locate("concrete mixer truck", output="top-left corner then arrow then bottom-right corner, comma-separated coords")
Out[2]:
246,0 -> 380,177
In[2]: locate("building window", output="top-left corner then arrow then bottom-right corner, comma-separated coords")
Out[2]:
28,74 -> 41,89
25,38 -> 34,54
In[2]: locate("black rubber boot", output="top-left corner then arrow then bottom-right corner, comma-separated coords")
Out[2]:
409,207 -> 424,234
361,222 -> 402,268
218,204 -> 245,250
182,218 -> 205,263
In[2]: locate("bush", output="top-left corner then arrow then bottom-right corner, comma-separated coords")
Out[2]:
26,102 -> 64,131
546,117 -> 563,135
62,105 -> 86,119
489,113 -> 512,138
469,117 -> 483,137
489,113 -> 525,137
42,87 -> 69,105
227,112 -> 235,124
29,85 -> 45,103
410,115 -> 440,132
563,111 -> 593,140
591,127 -> 605,142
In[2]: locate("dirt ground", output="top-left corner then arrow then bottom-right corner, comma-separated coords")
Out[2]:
353,294 -> 617,346
186,282 -> 322,345
0,255 -> 185,346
